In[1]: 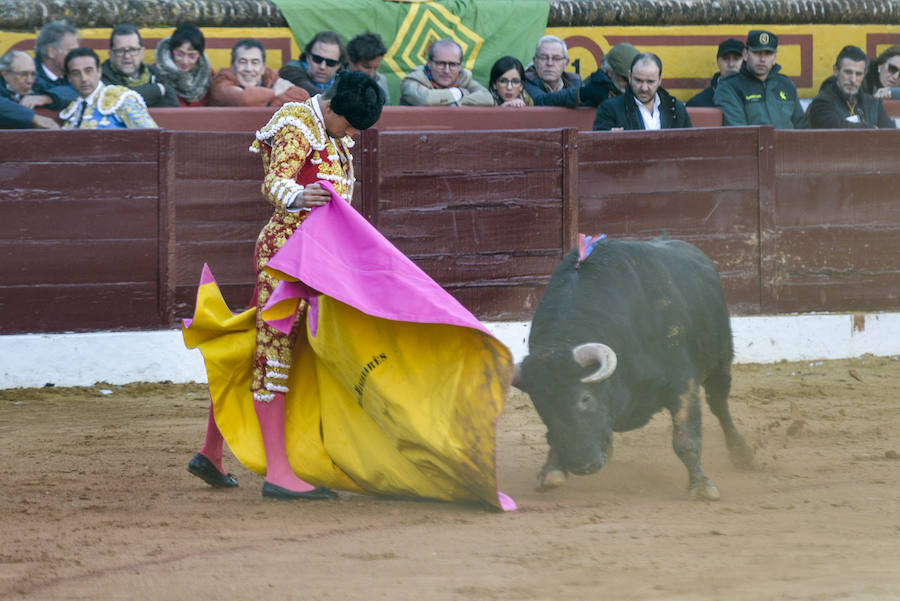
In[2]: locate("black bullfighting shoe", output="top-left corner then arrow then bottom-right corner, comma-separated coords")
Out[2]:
261,482 -> 338,500
188,453 -> 239,488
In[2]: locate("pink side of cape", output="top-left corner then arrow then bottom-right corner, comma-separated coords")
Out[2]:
262,181 -> 492,335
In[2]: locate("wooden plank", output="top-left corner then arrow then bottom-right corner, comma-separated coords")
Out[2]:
377,130 -> 563,174
377,170 -> 561,211
775,174 -> 899,226
408,252 -> 562,285
0,129 -> 159,162
0,283 -> 159,334
1,240 -> 157,286
377,206 -> 563,255
0,190 -> 159,241
775,129 -> 900,174
579,127 -> 759,163
579,189 -> 760,236
578,156 -> 759,195
169,132 -> 261,180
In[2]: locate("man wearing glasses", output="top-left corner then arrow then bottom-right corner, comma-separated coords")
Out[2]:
101,24 -> 178,107
400,38 -> 492,106
0,50 -> 64,129
280,31 -> 346,97
714,30 -> 807,129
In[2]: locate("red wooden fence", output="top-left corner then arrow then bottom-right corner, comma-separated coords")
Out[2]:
1,125 -> 899,334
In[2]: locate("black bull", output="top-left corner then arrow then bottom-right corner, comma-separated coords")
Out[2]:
515,238 -> 755,500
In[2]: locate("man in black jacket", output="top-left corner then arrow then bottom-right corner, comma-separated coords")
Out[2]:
809,45 -> 895,129
593,53 -> 692,131
686,38 -> 744,107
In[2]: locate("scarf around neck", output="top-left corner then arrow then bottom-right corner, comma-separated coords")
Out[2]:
154,37 -> 212,103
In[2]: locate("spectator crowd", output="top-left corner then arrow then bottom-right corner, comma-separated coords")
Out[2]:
2,20 -> 898,130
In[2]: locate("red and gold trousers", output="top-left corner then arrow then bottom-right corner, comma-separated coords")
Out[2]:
250,211 -> 307,402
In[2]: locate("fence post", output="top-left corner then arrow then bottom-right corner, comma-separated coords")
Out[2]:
360,128 -> 380,227
561,127 -> 579,256
757,126 -> 777,314
158,131 -> 176,327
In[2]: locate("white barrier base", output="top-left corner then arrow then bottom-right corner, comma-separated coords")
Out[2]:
2,313 -> 899,389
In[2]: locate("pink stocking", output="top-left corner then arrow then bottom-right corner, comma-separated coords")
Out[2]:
254,393 -> 316,492
198,402 -> 226,474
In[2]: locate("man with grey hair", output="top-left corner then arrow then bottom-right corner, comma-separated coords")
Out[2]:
523,35 -> 583,106
34,19 -> 80,105
593,52 -> 691,131
0,50 -> 61,128
400,38 -> 492,105
525,36 -> 636,107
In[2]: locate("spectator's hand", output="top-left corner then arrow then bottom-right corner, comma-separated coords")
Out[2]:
874,87 -> 892,99
20,94 -> 52,109
579,70 -> 613,106
500,98 -> 527,108
272,78 -> 294,96
32,114 -> 60,129
610,127 -> 624,132
293,182 -> 331,208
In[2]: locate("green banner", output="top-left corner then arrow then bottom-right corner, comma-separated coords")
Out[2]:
270,0 -> 550,103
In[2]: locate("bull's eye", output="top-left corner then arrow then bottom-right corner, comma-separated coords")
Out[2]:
576,393 -> 595,412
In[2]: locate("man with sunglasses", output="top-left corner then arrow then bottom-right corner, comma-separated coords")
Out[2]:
400,38 -> 492,106
280,31 -> 346,97
101,24 -> 178,107
714,30 -> 806,129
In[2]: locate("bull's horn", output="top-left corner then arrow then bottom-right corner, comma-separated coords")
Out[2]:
572,343 -> 618,383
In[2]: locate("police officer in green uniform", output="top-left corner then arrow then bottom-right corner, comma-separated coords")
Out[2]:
714,30 -> 807,129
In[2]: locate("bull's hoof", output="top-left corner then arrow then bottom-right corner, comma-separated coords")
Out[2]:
688,479 -> 720,501
728,439 -> 758,471
535,468 -> 568,491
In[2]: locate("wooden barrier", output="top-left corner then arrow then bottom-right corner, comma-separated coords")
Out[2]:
2,125 -> 899,335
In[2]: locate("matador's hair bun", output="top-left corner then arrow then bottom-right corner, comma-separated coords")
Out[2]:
330,70 -> 386,131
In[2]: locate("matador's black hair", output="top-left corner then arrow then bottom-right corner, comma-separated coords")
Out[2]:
330,70 -> 385,131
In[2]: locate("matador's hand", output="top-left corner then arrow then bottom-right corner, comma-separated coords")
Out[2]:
296,182 -> 332,208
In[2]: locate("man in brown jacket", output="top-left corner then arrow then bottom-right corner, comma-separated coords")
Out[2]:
210,39 -> 308,107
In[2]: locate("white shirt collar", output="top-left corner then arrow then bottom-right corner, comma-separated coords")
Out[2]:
82,81 -> 105,105
41,62 -> 60,82
635,93 -> 661,130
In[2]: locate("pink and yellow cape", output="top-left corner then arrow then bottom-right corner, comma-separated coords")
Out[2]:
183,182 -> 515,510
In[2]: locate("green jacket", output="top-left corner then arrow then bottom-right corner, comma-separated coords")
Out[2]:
714,63 -> 807,129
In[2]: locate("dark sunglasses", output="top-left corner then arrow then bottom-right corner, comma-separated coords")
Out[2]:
309,53 -> 341,68
886,64 -> 900,76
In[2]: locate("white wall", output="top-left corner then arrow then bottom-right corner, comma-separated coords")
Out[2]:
2,312 -> 899,389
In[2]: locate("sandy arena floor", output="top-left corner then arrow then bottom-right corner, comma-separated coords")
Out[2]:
2,356 -> 899,601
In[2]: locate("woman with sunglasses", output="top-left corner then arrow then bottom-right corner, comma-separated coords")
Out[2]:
154,24 -> 213,107
488,56 -> 533,107
279,31 -> 346,97
863,46 -> 900,100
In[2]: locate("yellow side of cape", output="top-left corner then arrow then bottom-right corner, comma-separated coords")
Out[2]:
183,277 -> 512,508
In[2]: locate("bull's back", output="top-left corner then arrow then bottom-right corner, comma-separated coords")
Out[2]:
529,238 -> 731,368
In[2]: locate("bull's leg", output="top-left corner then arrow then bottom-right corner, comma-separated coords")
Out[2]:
535,445 -> 568,491
670,379 -> 720,501
704,367 -> 756,470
